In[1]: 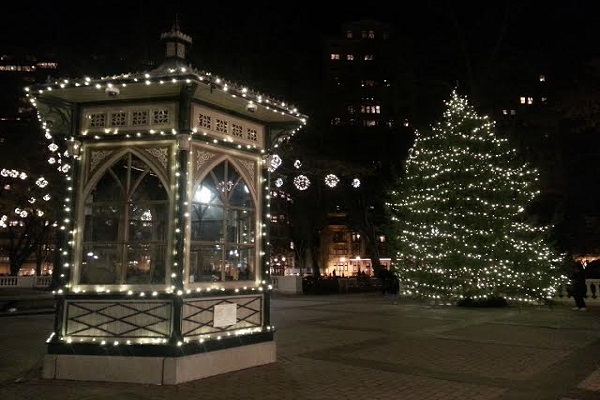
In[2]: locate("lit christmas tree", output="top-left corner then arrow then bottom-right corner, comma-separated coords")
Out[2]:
388,90 -> 568,304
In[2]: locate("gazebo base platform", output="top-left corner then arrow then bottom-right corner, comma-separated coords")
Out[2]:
42,341 -> 276,385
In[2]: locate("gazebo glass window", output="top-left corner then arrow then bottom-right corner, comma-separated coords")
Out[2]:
190,160 -> 255,282
80,153 -> 168,285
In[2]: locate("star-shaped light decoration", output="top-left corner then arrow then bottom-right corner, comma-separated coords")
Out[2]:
324,174 -> 339,188
293,175 -> 310,190
351,178 -> 361,188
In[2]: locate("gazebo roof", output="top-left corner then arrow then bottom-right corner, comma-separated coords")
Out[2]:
26,22 -> 307,127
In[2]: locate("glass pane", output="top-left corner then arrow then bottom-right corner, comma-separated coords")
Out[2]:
125,243 -> 166,284
189,244 -> 224,282
240,210 -> 255,244
238,246 -> 255,281
229,179 -> 252,207
225,209 -> 255,244
80,244 -> 120,284
130,165 -> 167,202
211,162 -> 226,183
90,169 -> 122,202
224,246 -> 255,281
84,204 -> 120,241
188,160 -> 257,284
191,204 -> 223,241
80,152 -> 169,286
128,203 -> 168,241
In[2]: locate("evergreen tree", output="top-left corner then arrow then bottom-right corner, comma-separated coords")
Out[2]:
387,90 -> 568,304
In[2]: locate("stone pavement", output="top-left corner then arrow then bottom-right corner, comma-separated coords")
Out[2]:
1,292 -> 600,400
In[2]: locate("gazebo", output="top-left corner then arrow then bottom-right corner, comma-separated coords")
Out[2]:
28,22 -> 306,384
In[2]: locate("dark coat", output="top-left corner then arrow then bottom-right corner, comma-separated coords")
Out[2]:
389,274 -> 400,295
570,263 -> 587,296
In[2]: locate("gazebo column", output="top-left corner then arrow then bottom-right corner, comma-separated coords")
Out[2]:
168,83 -> 195,345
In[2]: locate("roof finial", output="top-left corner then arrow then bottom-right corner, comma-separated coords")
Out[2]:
173,13 -> 180,32
159,18 -> 192,61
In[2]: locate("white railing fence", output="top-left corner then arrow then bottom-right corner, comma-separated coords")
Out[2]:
1,276 -> 600,305
553,279 -> 600,304
0,275 -> 52,288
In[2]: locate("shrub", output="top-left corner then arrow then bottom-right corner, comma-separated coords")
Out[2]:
457,296 -> 508,308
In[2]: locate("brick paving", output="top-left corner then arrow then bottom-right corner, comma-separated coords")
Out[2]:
1,292 -> 600,399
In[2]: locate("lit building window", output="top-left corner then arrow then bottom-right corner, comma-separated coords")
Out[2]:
351,232 -> 361,242
541,97 -> 547,103
368,30 -> 375,39
333,232 -> 345,242
347,54 -> 354,61
331,53 -> 340,60
361,30 -> 368,39
519,97 -> 534,105
331,117 -> 341,126
347,105 -> 356,114
378,235 -> 386,243
539,74 -> 546,82
37,62 -> 58,69
345,30 -> 353,39
364,120 -> 377,127
360,105 -> 381,114
364,55 -> 374,61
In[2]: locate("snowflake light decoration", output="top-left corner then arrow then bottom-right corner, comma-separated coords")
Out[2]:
268,154 -> 282,172
36,177 -> 48,188
351,178 -> 361,188
275,177 -> 284,187
293,175 -> 310,191
324,174 -> 339,188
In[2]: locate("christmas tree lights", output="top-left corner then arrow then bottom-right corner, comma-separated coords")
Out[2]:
388,90 -> 568,304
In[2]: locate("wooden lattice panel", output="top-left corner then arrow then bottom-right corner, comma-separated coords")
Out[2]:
64,300 -> 172,339
181,295 -> 262,337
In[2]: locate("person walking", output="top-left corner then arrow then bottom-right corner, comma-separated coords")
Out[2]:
570,259 -> 587,311
389,272 -> 400,304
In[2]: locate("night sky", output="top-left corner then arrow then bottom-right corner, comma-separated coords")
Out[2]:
3,2 -> 597,65
3,1 -> 600,214
4,2 -> 594,112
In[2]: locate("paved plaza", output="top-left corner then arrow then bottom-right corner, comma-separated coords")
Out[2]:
1,292 -> 600,399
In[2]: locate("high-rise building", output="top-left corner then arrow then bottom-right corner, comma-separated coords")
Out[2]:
313,20 -> 414,277
0,54 -> 58,126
